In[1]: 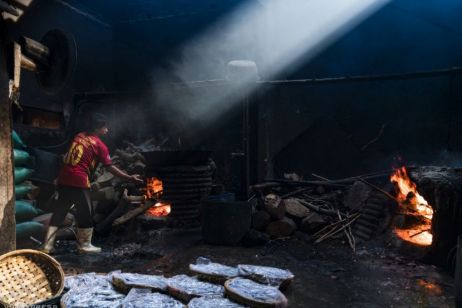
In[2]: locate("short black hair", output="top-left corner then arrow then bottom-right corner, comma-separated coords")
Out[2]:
88,113 -> 108,132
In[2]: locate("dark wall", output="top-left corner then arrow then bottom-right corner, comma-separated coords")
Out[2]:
260,74 -> 462,179
282,0 -> 462,79
259,0 -> 462,179
6,0 -> 114,115
7,0 -> 462,181
110,0 -> 248,90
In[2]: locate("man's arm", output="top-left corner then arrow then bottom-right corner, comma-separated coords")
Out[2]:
106,165 -> 143,184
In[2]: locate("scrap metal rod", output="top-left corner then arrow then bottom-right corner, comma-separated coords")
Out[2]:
160,66 -> 462,89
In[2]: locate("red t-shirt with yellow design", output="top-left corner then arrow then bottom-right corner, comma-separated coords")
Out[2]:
57,132 -> 112,188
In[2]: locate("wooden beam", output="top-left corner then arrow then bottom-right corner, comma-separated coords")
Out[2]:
0,1 -> 19,16
19,36 -> 50,68
20,54 -> 37,72
13,42 -> 21,89
0,37 -> 16,253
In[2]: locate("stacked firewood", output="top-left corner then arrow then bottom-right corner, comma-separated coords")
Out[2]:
91,140 -> 153,233
249,171 -> 396,251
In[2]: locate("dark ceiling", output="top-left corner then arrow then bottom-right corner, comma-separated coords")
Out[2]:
64,0 -> 246,25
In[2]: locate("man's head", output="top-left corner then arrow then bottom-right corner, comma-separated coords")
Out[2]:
88,113 -> 109,136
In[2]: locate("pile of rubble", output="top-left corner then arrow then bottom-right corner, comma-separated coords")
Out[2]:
248,171 -> 396,250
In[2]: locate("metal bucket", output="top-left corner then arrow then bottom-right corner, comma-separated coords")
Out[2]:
201,199 -> 253,245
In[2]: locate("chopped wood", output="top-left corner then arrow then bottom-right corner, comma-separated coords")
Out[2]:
119,188 -> 145,203
297,199 -> 340,216
92,186 -> 116,202
124,195 -> 145,203
266,217 -> 297,238
127,161 -> 146,174
115,149 -> 146,163
284,198 -> 311,218
112,200 -> 155,226
280,187 -> 312,199
251,210 -> 271,231
95,169 -> 115,184
299,213 -> 326,234
264,194 -> 286,220
251,182 -> 281,191
311,212 -> 360,238
314,214 -> 361,244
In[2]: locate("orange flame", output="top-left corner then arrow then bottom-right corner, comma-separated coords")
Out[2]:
390,166 -> 433,246
416,279 -> 443,296
145,177 -> 163,200
146,202 -> 171,217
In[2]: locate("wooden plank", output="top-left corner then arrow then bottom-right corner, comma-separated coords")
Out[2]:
0,37 -> 16,253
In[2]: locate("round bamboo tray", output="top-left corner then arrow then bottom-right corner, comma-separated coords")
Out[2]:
0,249 -> 64,307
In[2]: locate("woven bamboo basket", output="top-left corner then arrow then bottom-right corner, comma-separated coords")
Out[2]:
0,249 -> 64,307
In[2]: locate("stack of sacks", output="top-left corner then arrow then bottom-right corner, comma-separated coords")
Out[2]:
12,130 -> 44,242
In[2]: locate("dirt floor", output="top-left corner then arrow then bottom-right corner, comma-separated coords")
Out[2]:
48,226 -> 456,308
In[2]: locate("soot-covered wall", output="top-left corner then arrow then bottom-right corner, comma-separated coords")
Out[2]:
259,0 -> 462,179
5,0 -> 114,120
7,0 -> 462,181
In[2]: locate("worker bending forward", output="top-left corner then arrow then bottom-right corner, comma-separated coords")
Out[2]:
42,114 -> 143,253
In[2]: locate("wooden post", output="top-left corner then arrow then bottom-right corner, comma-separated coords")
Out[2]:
456,235 -> 462,308
0,38 -> 16,253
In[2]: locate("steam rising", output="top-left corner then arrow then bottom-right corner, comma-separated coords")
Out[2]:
149,0 -> 389,138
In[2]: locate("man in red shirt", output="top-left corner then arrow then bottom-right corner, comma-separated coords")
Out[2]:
42,114 -> 143,253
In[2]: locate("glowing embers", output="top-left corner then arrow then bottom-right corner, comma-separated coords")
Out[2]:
144,177 -> 171,217
416,279 -> 443,296
145,177 -> 163,200
390,166 -> 433,246
146,202 -> 171,217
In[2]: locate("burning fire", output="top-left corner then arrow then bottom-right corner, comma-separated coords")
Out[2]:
144,177 -> 171,217
390,166 -> 433,246
145,177 -> 163,199
146,202 -> 171,217
416,279 -> 443,296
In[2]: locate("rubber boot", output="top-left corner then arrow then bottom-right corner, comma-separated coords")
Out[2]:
41,226 -> 58,254
76,228 -> 101,253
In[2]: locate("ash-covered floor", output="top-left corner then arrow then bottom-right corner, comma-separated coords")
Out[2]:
51,228 -> 455,307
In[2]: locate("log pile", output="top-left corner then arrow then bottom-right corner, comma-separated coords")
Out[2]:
248,171 -> 396,250
92,141 -> 152,233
